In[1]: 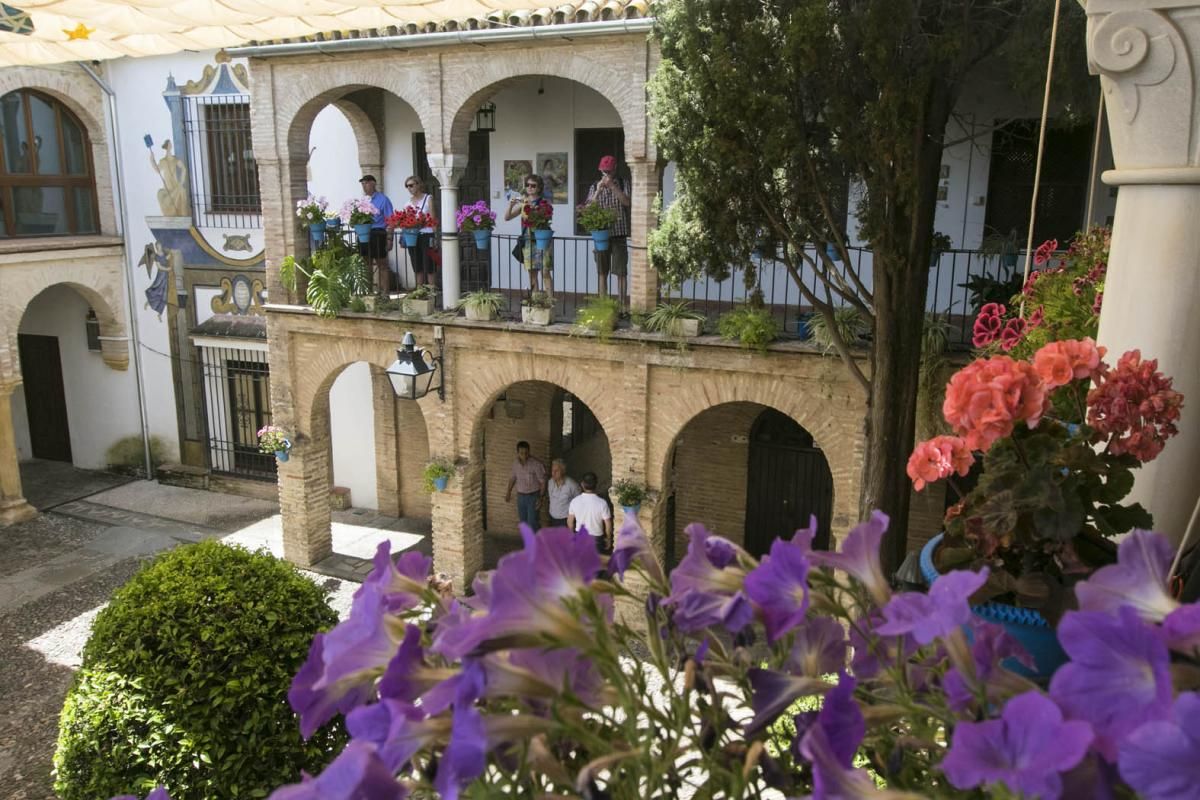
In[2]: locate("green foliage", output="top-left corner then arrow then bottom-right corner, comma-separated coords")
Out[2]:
349,296 -> 367,313
806,306 -> 868,356
457,290 -> 505,316
279,238 -> 371,318
406,284 -> 436,301
574,296 -> 620,340
422,458 -> 455,492
576,200 -> 617,231
916,314 -> 952,440
523,290 -> 553,310
611,478 -> 647,508
54,541 -> 344,800
105,435 -> 168,472
717,305 -> 778,353
642,300 -> 705,334
958,271 -> 1025,315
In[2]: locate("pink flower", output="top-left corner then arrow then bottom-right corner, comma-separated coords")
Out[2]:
1088,350 -> 1184,462
1032,338 -> 1105,390
943,356 -> 1049,453
1027,306 -> 1044,329
1092,291 -> 1104,316
998,318 -> 1026,351
907,436 -> 974,491
1034,239 -> 1058,266
971,303 -> 1006,348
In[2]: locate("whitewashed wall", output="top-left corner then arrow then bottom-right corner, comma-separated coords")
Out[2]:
328,362 -> 378,510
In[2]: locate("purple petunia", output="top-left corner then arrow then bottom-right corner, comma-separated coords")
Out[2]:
745,668 -> 829,735
941,691 -> 1093,799
1074,529 -> 1178,623
876,568 -> 988,645
664,524 -> 748,633
744,525 -> 813,643
848,609 -> 917,680
1118,692 -> 1200,800
942,618 -> 1032,711
810,511 -> 892,606
784,616 -> 847,677
1049,607 -> 1173,761
268,741 -> 409,799
796,674 -> 884,799
358,542 -> 432,613
609,517 -> 664,583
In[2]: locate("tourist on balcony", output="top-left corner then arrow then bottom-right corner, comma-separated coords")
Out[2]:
358,175 -> 395,292
567,472 -> 612,551
546,458 -> 581,528
403,176 -> 438,290
585,155 -> 631,310
505,440 -> 547,530
505,174 -> 554,298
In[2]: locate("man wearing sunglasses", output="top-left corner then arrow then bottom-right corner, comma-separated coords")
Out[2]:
358,175 -> 395,292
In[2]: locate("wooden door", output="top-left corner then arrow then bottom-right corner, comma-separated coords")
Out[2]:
744,408 -> 832,557
17,333 -> 72,462
573,128 -> 628,235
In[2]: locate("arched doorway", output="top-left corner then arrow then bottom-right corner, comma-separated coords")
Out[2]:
744,408 -> 833,557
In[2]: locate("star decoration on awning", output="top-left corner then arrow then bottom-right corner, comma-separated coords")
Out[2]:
62,21 -> 91,39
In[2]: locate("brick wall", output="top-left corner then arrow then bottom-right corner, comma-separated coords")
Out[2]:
481,381 -> 556,535
397,398 -> 431,519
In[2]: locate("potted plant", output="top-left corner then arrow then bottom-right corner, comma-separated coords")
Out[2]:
522,197 -> 554,251
402,284 -> 437,316
457,289 -> 505,322
717,301 -> 778,353
910,337 -> 1183,676
257,425 -> 291,462
573,295 -> 620,341
611,478 -> 647,516
644,300 -> 705,338
521,291 -> 553,325
807,306 -> 869,356
422,458 -> 455,493
930,230 -> 953,268
456,201 -> 497,251
576,200 -> 617,252
981,227 -> 1022,270
324,212 -> 341,231
339,196 -> 379,243
279,237 -> 372,318
296,194 -> 329,243
387,207 -> 436,247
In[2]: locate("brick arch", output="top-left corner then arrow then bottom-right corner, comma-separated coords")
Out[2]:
443,45 -> 647,158
6,271 -> 128,379
329,98 -> 382,175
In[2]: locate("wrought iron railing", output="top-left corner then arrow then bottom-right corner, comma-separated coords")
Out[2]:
181,94 -> 262,230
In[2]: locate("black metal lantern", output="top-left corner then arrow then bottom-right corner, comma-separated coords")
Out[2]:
386,331 -> 444,401
475,102 -> 496,133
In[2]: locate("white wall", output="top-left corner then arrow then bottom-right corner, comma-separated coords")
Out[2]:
13,285 -> 142,468
309,105 -> 366,208
329,362 -> 378,510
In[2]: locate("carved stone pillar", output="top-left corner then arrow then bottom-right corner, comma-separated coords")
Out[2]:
429,155 -> 467,309
0,382 -> 37,525
1087,2 -> 1200,542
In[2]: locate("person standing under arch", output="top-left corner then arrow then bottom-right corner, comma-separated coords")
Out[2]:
403,176 -> 438,290
584,155 -> 630,310
358,175 -> 395,292
505,174 -> 554,298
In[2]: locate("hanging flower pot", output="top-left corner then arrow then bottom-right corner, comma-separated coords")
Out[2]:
309,222 -> 326,243
275,448 -> 290,463
473,229 -> 491,250
591,229 -> 611,252
325,217 -> 340,230
433,475 -> 449,492
402,228 -> 420,247
621,504 -> 640,518
354,223 -> 373,242
534,228 -> 554,251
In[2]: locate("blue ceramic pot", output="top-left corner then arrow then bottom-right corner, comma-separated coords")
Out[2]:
402,229 -> 420,247
325,218 -> 340,230
309,222 -> 326,238
473,229 -> 491,250
591,229 -> 611,252
354,223 -> 373,242
920,533 -> 1068,679
534,228 -> 553,251
433,475 -> 449,492
621,504 -> 640,517
275,449 -> 290,463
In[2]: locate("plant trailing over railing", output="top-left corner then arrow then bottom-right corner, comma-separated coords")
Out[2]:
279,238 -> 371,318
576,200 -> 617,231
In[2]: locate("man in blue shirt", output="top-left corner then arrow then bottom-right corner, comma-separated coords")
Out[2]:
359,175 -> 395,292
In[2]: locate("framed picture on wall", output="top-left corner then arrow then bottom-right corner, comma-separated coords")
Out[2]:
503,160 -> 533,200
535,152 -> 568,204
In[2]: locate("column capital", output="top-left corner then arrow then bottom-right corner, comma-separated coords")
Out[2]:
427,152 -> 467,186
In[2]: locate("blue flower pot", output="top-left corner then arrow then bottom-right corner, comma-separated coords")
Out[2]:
275,449 -> 290,463
473,229 -> 491,250
621,504 -> 640,517
325,218 -> 340,230
1003,252 -> 1019,269
433,475 -> 449,492
402,228 -> 420,247
920,534 -> 1067,680
354,223 -> 373,242
795,315 -> 813,340
534,228 -> 553,251
309,222 -> 326,239
591,229 -> 611,252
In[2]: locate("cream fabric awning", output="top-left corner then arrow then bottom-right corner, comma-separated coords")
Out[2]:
0,0 -> 538,66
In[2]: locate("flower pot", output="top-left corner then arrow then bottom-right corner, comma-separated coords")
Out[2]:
354,223 -> 373,242
534,228 -> 553,251
521,305 -> 552,326
1002,252 -> 1018,269
473,230 -> 491,250
433,475 -> 449,492
667,318 -> 701,338
325,218 -> 340,230
362,296 -> 377,312
274,439 -> 291,463
403,297 -> 435,316
591,229 -> 611,251
929,251 -> 942,269
464,304 -> 497,322
621,504 -> 640,517
920,533 -> 1067,679
402,228 -> 420,247
795,315 -> 813,340
309,222 -> 326,241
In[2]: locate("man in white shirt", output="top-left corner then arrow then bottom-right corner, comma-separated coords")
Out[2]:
546,458 -> 581,528
567,472 -> 612,550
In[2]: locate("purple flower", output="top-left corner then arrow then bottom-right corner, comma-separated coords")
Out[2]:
1163,603 -> 1200,654
810,511 -> 892,606
359,542 -> 431,613
1118,693 -> 1200,800
942,619 -> 1033,710
744,529 -> 813,643
609,517 -> 664,583
504,646 -> 605,708
1075,529 -> 1178,623
941,691 -> 1093,799
848,609 -> 916,680
434,661 -> 488,800
268,741 -> 408,799
345,699 -> 441,772
796,675 -> 882,798
745,668 -> 829,735
672,588 -> 754,633
1049,607 -> 1172,761
876,568 -> 988,645
378,624 -> 445,703
669,524 -> 746,596
784,616 -> 847,677
111,789 -> 172,800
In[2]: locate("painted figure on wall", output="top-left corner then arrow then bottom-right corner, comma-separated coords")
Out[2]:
146,136 -> 190,217
139,241 -> 174,321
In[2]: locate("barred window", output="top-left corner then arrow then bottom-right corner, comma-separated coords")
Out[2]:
184,95 -> 260,227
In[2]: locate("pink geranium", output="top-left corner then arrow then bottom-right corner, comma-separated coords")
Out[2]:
906,436 -> 973,491
971,303 -> 1006,348
1032,338 -> 1106,390
1033,239 -> 1058,266
998,318 -> 1026,352
942,356 -> 1049,453
1088,350 -> 1184,462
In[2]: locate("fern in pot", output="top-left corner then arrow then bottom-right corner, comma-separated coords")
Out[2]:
807,306 -> 869,355
457,290 -> 505,322
644,300 -> 705,338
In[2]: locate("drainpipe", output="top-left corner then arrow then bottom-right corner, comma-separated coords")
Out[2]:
227,18 -> 655,58
78,61 -> 154,480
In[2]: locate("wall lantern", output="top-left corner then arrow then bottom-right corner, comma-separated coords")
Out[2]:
475,102 -> 496,133
387,330 -> 445,401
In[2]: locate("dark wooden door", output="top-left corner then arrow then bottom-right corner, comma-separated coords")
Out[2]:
744,408 -> 832,557
18,333 -> 72,462
573,128 -> 628,235
413,131 -> 492,292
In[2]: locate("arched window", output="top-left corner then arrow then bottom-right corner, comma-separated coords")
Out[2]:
0,89 -> 99,237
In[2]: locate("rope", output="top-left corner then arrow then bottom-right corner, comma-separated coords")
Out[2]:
1084,91 -> 1107,230
1020,0 -> 1063,317
1170,492 -> 1200,584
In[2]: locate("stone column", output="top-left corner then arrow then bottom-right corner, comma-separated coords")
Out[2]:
1087,3 -> 1200,542
429,155 -> 467,309
626,159 -> 662,313
372,367 -> 401,517
431,459 -> 484,592
278,434 -> 334,567
0,383 -> 36,525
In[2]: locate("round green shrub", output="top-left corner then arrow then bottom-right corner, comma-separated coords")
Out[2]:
54,540 -> 346,800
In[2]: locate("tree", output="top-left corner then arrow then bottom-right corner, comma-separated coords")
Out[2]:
651,0 -> 1087,571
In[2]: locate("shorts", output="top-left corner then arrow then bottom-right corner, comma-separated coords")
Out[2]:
357,227 -> 389,259
407,232 -> 437,275
594,236 -> 628,277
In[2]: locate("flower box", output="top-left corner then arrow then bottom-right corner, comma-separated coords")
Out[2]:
403,297 -> 435,316
464,304 -> 497,322
667,318 -> 702,338
521,305 -> 552,326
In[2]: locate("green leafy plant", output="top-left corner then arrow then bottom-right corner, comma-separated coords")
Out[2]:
576,200 -> 617,231
916,314 -> 952,439
611,478 -> 647,508
980,227 -> 1022,264
718,305 -> 779,353
522,290 -> 554,310
256,424 -> 290,454
348,296 -> 367,313
54,541 -> 344,800
642,300 -> 705,335
279,238 -> 371,318
406,284 -> 436,301
574,295 -> 620,340
422,458 -> 455,493
456,290 -> 505,317
931,231 -> 953,254
958,271 -> 1025,315
807,306 -> 869,356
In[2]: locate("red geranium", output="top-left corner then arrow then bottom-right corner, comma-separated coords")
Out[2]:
386,208 -> 435,230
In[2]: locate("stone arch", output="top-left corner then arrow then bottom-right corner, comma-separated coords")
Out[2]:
0,67 -> 117,235
7,272 -> 128,379
329,98 -> 383,175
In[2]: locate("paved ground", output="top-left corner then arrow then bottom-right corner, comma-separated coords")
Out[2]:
0,462 -> 462,800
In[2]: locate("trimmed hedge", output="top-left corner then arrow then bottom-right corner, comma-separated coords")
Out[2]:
54,540 -> 345,800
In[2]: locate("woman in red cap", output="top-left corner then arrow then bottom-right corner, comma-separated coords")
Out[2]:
584,155 -> 631,309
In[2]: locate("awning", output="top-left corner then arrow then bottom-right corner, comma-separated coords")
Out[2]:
0,0 -> 543,66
